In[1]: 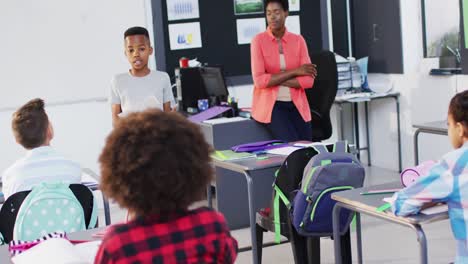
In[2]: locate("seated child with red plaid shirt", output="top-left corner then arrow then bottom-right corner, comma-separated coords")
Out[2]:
94,110 -> 238,264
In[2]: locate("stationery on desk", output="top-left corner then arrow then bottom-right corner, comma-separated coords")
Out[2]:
211,150 -> 256,161
360,188 -> 401,195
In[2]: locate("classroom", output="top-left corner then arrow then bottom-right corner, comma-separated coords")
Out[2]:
0,0 -> 467,263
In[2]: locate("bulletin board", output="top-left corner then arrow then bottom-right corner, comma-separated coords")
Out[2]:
151,0 -> 325,85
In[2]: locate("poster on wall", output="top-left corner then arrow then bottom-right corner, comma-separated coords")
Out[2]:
285,15 -> 300,34
168,22 -> 202,50
236,18 -> 266,44
289,0 -> 300,12
464,0 -> 468,49
167,0 -> 200,21
234,0 -> 264,15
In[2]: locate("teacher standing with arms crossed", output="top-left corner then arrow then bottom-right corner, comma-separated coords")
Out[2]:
251,0 -> 317,142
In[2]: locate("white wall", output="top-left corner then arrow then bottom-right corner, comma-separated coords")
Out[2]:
0,0 -> 150,174
0,0 -> 148,109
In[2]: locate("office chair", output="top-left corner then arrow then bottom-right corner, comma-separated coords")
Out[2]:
0,184 -> 97,243
306,51 -> 338,142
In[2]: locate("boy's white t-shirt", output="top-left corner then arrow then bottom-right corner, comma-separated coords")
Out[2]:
110,70 -> 175,115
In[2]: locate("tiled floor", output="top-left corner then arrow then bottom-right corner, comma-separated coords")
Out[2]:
100,166 -> 455,263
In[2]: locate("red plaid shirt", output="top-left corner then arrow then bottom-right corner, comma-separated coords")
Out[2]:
94,207 -> 238,264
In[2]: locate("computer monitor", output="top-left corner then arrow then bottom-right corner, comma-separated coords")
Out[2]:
175,66 -> 229,112
200,67 -> 228,101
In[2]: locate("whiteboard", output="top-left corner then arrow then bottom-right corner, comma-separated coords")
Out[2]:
0,0 -> 148,109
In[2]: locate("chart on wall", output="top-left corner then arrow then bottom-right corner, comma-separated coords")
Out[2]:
168,22 -> 202,50
236,18 -> 266,44
234,0 -> 264,15
289,0 -> 300,11
285,15 -> 300,34
166,0 -> 199,21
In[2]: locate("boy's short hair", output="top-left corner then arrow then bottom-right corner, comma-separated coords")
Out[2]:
449,90 -> 468,136
99,110 -> 213,216
12,98 -> 49,149
124,26 -> 150,43
264,0 -> 289,11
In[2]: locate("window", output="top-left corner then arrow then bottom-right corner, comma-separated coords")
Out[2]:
422,0 -> 460,58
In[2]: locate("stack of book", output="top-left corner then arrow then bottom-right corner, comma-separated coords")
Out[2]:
211,150 -> 256,161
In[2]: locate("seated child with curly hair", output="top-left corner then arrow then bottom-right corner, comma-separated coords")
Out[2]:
94,110 -> 238,263
392,90 -> 468,263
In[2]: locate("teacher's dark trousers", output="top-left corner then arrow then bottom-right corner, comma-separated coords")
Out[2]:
265,101 -> 312,142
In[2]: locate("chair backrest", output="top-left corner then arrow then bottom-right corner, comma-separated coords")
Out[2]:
306,51 -> 338,142
0,183 -> 97,244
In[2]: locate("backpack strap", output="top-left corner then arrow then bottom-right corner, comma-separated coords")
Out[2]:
273,185 -> 290,244
311,144 -> 328,154
333,140 -> 348,153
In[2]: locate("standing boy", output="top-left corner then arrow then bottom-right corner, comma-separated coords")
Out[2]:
2,98 -> 81,200
110,26 -> 175,126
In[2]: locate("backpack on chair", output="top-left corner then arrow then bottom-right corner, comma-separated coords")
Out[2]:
291,141 -> 365,236
264,147 -> 318,243
12,182 -> 97,241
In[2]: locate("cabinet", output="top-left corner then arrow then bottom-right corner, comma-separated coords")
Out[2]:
352,0 -> 404,73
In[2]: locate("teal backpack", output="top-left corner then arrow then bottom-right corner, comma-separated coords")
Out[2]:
12,182 -> 98,241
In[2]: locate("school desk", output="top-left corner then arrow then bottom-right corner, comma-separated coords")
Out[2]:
331,182 -> 448,264
212,154 -> 286,264
413,120 -> 448,165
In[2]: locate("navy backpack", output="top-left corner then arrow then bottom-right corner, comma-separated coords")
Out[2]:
291,141 -> 365,236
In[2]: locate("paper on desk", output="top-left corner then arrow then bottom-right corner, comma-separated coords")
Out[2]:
12,238 -> 100,264
265,146 -> 302,156
420,204 -> 448,215
382,197 -> 448,215
202,117 -> 248,124
293,141 -> 334,148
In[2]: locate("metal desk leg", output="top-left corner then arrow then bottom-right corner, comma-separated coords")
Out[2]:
395,96 -> 402,172
338,103 -> 345,140
415,225 -> 428,264
364,101 -> 371,166
332,203 -> 343,264
355,213 -> 363,264
353,102 -> 361,160
206,185 -> 213,208
414,128 -> 422,165
243,171 -> 259,264
102,193 -> 111,226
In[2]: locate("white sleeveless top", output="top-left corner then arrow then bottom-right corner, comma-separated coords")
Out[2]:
276,39 -> 291,102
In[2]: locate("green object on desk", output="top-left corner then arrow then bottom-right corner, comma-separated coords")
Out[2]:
376,203 -> 392,212
361,191 -> 397,196
211,150 -> 255,161
256,155 -> 269,160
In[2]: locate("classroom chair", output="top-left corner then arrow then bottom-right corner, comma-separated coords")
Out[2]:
255,145 -> 352,264
306,50 -> 338,142
0,183 -> 98,243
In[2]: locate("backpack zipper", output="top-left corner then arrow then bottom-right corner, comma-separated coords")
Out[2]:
309,186 -> 353,221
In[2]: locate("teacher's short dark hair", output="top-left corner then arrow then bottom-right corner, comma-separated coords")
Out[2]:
265,0 -> 289,12
99,109 -> 213,216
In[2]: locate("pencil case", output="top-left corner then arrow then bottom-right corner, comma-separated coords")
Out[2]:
400,160 -> 436,187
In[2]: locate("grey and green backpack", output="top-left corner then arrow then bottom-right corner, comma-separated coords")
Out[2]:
290,141 -> 365,236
